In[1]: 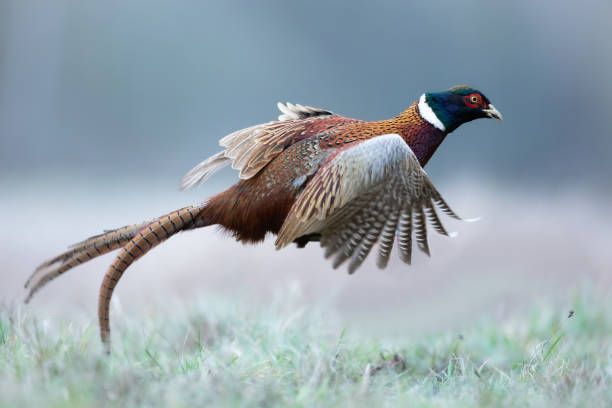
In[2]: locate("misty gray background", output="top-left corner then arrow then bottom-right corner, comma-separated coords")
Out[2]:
2,0 -> 611,187
1,1 -> 611,331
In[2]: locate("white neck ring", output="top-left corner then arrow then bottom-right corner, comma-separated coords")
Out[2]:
418,94 -> 446,131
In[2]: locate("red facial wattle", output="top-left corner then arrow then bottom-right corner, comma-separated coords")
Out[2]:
464,93 -> 485,109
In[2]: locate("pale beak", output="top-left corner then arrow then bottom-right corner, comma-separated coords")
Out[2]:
482,104 -> 503,122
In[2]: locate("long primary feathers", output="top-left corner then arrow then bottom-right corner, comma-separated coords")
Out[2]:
276,134 -> 459,272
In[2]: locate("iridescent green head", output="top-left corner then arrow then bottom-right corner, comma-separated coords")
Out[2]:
418,85 -> 503,133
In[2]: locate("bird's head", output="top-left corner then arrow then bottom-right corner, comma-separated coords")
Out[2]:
419,85 -> 503,133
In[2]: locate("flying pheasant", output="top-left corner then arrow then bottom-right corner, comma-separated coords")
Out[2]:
25,85 -> 502,352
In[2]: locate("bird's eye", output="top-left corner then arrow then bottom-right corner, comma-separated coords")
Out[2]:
464,93 -> 482,108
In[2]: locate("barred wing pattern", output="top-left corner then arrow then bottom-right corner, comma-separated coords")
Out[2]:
275,134 -> 461,274
180,103 -> 334,189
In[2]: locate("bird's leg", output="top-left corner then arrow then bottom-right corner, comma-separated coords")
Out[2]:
293,233 -> 321,248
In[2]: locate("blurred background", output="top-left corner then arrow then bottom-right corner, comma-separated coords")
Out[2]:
1,1 -> 611,334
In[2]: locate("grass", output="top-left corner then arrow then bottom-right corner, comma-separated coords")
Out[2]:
0,292 -> 610,408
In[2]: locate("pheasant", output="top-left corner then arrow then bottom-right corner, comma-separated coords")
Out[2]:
25,85 -> 502,352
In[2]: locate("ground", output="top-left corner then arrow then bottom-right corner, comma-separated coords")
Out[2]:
0,290 -> 610,408
2,181 -> 611,407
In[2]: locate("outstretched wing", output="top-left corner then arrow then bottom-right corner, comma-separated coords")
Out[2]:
275,134 -> 461,273
180,103 -> 358,190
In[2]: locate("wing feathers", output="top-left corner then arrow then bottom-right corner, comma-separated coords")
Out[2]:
181,102 -> 335,190
180,151 -> 230,190
376,208 -> 400,268
277,102 -> 333,121
431,188 -> 462,220
332,221 -> 368,269
397,204 -> 413,265
348,211 -> 387,274
414,205 -> 430,256
425,199 -> 449,236
277,134 -> 462,273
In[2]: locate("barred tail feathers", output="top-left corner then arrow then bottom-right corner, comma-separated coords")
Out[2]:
98,204 -> 209,352
24,221 -> 153,303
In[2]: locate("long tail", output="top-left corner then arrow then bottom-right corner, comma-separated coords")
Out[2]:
25,221 -> 153,303
98,204 -> 208,352
25,203 -> 210,353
